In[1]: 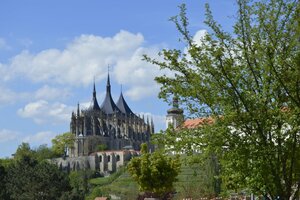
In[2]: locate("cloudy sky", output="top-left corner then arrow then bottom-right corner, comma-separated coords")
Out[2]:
0,0 -> 236,158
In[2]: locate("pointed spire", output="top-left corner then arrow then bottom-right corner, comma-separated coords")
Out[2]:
116,91 -> 134,115
151,116 -> 155,134
77,102 -> 80,116
101,68 -> 121,114
89,79 -> 101,111
93,78 -> 96,98
106,72 -> 111,93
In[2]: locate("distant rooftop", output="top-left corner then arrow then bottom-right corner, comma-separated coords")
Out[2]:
183,117 -> 214,129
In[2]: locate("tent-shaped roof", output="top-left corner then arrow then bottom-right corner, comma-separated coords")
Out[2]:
89,82 -> 101,111
100,74 -> 121,114
116,92 -> 134,115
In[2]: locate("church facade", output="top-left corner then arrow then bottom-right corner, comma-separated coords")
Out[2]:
69,74 -> 154,157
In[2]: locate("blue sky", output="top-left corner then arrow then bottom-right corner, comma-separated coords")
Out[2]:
0,0 -> 236,158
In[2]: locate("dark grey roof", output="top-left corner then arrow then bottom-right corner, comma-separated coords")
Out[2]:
100,74 -> 121,114
116,92 -> 134,115
167,96 -> 183,115
89,82 -> 101,111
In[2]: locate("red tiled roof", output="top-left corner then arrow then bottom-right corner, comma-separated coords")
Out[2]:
183,117 -> 214,129
94,197 -> 108,200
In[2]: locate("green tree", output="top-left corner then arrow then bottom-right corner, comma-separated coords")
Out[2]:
6,155 -> 71,200
69,170 -> 95,197
145,1 -> 300,199
35,144 -> 57,161
52,132 -> 75,156
13,143 -> 34,161
0,163 -> 10,200
127,143 -> 181,198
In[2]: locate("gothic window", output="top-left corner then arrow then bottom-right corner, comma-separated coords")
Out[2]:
107,155 -> 111,162
117,128 -> 121,138
142,133 -> 145,141
112,128 -> 116,139
99,155 -> 102,162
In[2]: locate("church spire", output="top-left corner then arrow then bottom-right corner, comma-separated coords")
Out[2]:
106,72 -> 111,93
116,90 -> 134,115
77,102 -> 80,117
89,78 -> 101,111
101,68 -> 120,114
93,78 -> 96,98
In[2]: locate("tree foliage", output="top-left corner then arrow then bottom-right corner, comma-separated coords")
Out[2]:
13,143 -> 34,161
127,143 -> 181,197
145,0 -> 300,199
13,143 -> 57,162
0,163 -> 9,200
6,156 -> 70,200
52,132 -> 75,156
34,144 -> 57,161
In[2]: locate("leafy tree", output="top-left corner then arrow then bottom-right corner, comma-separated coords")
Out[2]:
14,143 -> 56,162
127,143 -> 181,198
52,132 -> 75,156
69,169 -> 95,197
13,142 -> 34,161
6,155 -> 71,200
35,144 -> 57,161
0,163 -> 10,200
0,158 -> 13,169
145,0 -> 300,199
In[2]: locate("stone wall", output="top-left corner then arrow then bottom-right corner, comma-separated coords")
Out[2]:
51,150 -> 140,173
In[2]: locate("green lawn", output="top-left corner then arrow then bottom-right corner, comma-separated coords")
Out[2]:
86,169 -> 139,200
86,157 -> 215,200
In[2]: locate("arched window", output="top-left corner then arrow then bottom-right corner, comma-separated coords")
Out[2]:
107,155 -> 111,162
99,155 -> 102,162
116,155 -> 120,161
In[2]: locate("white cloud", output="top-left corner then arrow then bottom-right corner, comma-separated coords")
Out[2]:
114,46 -> 168,100
0,86 -> 16,104
184,29 -> 208,62
17,100 -> 74,124
9,30 -> 145,86
23,131 -> 57,146
34,85 -> 71,100
125,85 -> 160,101
4,30 -> 169,100
0,38 -> 10,50
0,63 -> 10,82
0,129 -> 19,143
18,38 -> 33,48
193,29 -> 208,46
0,84 -> 71,105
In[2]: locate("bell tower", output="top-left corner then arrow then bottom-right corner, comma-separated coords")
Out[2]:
166,96 -> 183,129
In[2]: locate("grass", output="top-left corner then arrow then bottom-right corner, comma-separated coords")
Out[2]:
86,168 -> 139,200
86,156 -> 215,200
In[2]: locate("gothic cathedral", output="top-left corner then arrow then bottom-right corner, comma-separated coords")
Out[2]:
69,74 -> 154,157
